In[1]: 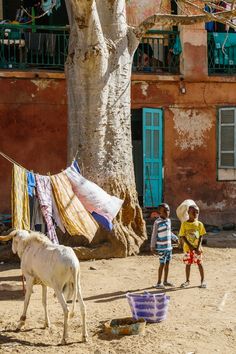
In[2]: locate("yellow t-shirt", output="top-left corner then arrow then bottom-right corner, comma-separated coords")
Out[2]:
179,220 -> 206,253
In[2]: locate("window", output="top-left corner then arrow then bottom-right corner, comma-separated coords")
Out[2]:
219,108 -> 236,168
218,108 -> 236,180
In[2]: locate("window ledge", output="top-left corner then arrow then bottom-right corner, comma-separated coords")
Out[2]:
218,168 -> 236,181
0,70 -> 65,80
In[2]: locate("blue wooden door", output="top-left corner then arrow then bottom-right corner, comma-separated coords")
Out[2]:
143,108 -> 163,207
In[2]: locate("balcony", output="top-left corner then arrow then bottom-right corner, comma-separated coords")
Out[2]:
0,24 -> 69,70
0,25 -> 180,75
132,30 -> 181,75
208,32 -> 236,75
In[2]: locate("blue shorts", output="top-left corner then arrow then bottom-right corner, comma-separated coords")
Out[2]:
157,250 -> 172,264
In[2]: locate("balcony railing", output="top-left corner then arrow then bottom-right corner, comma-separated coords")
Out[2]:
208,32 -> 236,75
132,30 -> 181,74
0,25 -> 180,74
0,24 -> 69,70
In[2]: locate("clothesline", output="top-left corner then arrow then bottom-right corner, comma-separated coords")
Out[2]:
0,151 -> 27,171
0,150 -> 79,175
21,4 -> 56,20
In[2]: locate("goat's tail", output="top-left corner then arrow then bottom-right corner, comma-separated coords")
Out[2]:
70,267 -> 78,318
63,282 -> 74,301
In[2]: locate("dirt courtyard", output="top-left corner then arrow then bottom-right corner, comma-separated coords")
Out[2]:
0,231 -> 236,354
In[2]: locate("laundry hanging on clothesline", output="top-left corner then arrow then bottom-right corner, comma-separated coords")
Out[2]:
66,165 -> 123,231
13,0 -> 62,24
1,151 -> 123,244
41,0 -> 61,15
12,164 -> 30,230
35,174 -> 59,244
50,172 -> 98,241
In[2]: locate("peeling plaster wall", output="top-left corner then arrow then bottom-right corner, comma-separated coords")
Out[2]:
132,78 -> 236,225
171,108 -> 213,150
0,77 -> 67,212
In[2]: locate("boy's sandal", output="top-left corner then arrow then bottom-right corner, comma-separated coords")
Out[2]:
163,281 -> 175,287
180,281 -> 190,288
199,282 -> 207,288
155,283 -> 165,289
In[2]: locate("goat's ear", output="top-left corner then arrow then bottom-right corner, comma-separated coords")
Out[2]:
9,230 -> 18,237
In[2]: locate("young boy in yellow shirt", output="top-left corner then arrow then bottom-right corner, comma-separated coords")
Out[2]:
179,205 -> 207,288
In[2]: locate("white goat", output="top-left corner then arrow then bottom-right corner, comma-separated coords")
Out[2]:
0,230 -> 88,345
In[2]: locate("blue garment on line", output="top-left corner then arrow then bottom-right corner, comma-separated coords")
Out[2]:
72,160 -> 81,173
41,0 -> 61,16
91,212 -> 113,231
205,5 -> 215,32
27,172 -> 36,197
173,36 -> 182,55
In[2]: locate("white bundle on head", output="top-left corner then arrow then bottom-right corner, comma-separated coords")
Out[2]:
176,199 -> 199,223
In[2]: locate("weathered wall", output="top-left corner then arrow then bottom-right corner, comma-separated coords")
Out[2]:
126,0 -> 162,26
180,25 -> 208,80
0,75 -> 67,213
132,76 -> 236,225
1,73 -> 236,226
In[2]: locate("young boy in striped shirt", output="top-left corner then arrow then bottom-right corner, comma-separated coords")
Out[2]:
150,203 -> 178,289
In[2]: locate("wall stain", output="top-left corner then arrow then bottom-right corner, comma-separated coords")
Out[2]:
140,82 -> 148,96
171,108 -> 213,150
31,79 -> 52,91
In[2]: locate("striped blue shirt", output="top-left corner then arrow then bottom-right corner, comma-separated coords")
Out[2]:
150,217 -> 178,251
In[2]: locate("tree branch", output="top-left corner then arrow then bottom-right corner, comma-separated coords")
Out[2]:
135,9 -> 236,39
135,13 -> 207,38
187,1 -> 236,30
64,0 -> 73,26
182,0 -> 236,19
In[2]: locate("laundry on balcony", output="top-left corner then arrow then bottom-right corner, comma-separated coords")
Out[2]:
212,32 -> 236,65
24,32 -> 46,54
41,0 -> 61,15
24,32 -> 57,56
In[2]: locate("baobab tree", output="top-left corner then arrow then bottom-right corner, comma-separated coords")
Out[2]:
63,0 -> 236,259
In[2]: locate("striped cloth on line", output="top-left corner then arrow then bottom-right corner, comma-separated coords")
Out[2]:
11,164 -> 30,230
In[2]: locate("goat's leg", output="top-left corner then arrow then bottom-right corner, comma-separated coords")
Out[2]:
21,274 -> 25,295
17,276 -> 34,330
54,289 -> 69,345
77,281 -> 88,342
70,270 -> 78,319
42,285 -> 50,328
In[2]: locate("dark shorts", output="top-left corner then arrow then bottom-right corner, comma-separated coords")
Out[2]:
157,250 -> 172,264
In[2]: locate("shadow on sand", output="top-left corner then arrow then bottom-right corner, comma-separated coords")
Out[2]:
84,285 -> 199,303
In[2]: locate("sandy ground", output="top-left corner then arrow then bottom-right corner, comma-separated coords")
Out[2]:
0,231 -> 236,354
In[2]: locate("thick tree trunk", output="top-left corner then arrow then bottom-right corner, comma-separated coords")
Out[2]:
65,0 -> 146,258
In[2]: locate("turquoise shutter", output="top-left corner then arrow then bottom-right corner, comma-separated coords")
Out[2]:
143,108 -> 163,207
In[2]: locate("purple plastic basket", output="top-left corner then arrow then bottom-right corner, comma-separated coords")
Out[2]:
126,292 -> 170,323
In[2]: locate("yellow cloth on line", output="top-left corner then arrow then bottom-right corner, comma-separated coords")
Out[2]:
51,172 -> 98,242
11,164 -> 30,230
